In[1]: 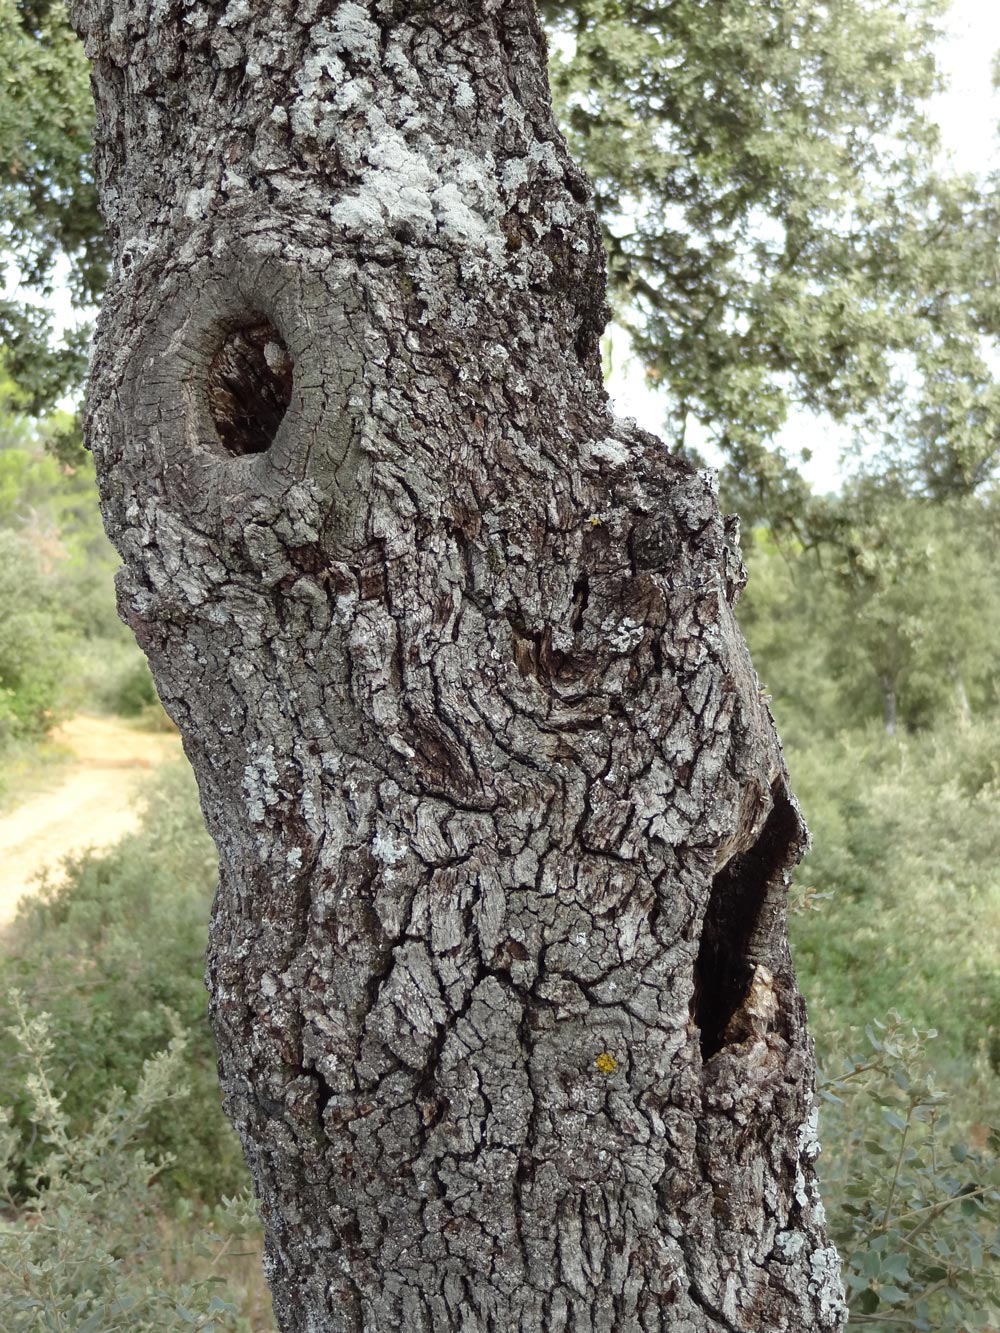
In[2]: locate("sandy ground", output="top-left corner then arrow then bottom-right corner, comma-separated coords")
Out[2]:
0,714 -> 182,928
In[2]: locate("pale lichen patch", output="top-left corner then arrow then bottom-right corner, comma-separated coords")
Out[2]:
372,828 -> 407,866
328,3 -> 381,66
330,126 -> 503,256
243,746 -> 281,823
453,78 -> 475,109
808,1245 -> 848,1326
588,436 -> 632,469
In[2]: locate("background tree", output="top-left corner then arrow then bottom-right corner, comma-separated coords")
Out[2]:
0,0 -> 102,412
741,489 -> 1000,735
68,1 -> 844,1329
543,0 -> 1000,515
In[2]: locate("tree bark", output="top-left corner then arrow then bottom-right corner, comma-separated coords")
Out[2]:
70,3 -> 846,1329
950,661 -> 971,727
880,674 -> 898,737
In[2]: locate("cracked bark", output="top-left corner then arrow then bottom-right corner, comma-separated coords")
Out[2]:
69,2 -> 847,1329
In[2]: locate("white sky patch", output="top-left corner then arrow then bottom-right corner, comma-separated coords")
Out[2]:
930,0 -> 1000,174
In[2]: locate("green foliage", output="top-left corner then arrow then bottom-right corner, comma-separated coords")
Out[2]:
0,529 -> 73,738
0,993 -> 257,1332
786,719 -> 1000,1070
0,0 -> 102,409
821,490 -> 1000,730
3,0 -> 998,504
0,418 -> 102,571
740,515 -> 1000,1327
1,6 -> 998,1320
820,1018 -> 1000,1329
733,526 -> 841,747
740,493 -> 1000,735
542,2 -> 1000,531
105,652 -> 164,718
549,3 -> 938,447
0,404 -> 147,744
0,0 -> 104,297
0,764 -> 248,1203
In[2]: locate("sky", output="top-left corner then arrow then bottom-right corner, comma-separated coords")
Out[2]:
606,0 -> 1000,492
931,0 -> 1000,173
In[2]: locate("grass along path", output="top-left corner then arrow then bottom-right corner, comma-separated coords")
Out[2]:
0,714 -> 182,928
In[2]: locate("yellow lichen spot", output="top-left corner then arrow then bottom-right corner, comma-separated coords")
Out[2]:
595,1051 -> 618,1076
588,515 -> 602,527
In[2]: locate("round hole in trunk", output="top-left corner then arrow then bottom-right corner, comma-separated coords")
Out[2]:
207,316 -> 294,456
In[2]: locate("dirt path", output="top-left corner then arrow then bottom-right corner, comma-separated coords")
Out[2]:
0,715 -> 182,928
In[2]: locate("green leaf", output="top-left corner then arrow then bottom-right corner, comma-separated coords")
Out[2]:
857,1287 -> 880,1314
879,1284 -> 908,1304
881,1253 -> 910,1282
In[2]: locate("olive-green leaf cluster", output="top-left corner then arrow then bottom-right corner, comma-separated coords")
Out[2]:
543,0 -> 1000,504
0,0 -> 106,410
0,994 -> 252,1333
819,1017 -> 1000,1330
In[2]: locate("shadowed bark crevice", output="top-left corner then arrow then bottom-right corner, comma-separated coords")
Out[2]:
694,784 -> 801,1059
570,571 -> 589,633
207,316 -> 294,456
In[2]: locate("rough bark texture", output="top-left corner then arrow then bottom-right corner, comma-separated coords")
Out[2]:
70,3 -> 847,1329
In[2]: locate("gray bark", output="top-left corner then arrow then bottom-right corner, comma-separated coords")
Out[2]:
69,2 -> 846,1329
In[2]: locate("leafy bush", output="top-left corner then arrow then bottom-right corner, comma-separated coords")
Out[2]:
74,638 -> 172,726
788,719 -> 1000,1076
0,529 -> 72,739
0,763 -> 247,1202
0,993 -> 258,1332
106,653 -> 161,717
0,434 -> 137,733
819,1016 -> 1000,1330
740,499 -> 1000,739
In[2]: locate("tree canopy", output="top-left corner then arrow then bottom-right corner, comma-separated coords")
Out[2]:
543,0 -> 1000,510
0,0 -> 103,410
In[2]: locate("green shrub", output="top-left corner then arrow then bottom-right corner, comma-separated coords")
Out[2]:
0,763 -> 247,1202
107,653 -> 161,716
789,719 -> 1000,1071
67,635 -> 174,730
0,529 -> 72,739
819,1016 -> 1000,1330
0,992 -> 257,1332
75,639 -> 171,725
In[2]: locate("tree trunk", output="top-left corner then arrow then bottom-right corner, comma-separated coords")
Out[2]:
70,3 -> 845,1329
950,661 -> 971,727
880,674 -> 898,737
